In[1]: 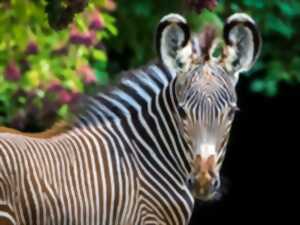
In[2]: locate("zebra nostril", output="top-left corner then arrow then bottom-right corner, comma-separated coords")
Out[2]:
212,177 -> 221,191
187,176 -> 195,187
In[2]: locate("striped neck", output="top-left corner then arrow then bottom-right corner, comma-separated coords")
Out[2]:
73,63 -> 193,182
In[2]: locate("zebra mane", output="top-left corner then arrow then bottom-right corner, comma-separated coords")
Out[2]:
71,28 -> 219,123
54,29 -> 217,128
69,26 -> 219,126
70,60 -> 173,126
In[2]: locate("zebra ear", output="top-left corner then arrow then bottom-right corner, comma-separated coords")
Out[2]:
221,13 -> 262,83
156,13 -> 193,75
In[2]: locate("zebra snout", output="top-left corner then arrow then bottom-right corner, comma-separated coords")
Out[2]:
194,171 -> 220,199
191,155 -> 220,200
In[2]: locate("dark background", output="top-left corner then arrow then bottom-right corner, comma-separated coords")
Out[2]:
189,77 -> 298,223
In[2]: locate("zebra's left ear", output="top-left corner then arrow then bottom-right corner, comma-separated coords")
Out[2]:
156,13 -> 193,75
221,13 -> 262,83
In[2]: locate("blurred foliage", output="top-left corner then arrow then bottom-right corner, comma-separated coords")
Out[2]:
217,0 -> 300,96
107,0 -> 300,97
107,0 -> 183,71
0,0 -> 117,131
185,0 -> 218,12
0,0 -> 299,131
106,0 -> 222,73
45,0 -> 89,30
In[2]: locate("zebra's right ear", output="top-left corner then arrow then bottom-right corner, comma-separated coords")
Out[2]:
156,14 -> 193,75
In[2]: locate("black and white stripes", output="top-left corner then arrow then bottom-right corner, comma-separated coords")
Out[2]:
0,12 -> 261,225
0,62 -> 194,225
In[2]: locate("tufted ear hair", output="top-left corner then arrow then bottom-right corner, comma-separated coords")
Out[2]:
156,13 -> 193,75
221,13 -> 262,84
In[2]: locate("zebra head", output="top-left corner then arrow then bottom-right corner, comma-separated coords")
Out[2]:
157,13 -> 261,200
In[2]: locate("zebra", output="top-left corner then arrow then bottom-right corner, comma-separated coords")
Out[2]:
0,12 -> 261,225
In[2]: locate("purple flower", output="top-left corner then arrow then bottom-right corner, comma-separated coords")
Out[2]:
25,41 -> 38,55
52,45 -> 69,56
69,92 -> 81,104
57,89 -> 80,104
77,65 -> 97,84
47,81 -> 64,92
70,25 -> 82,44
69,25 -> 96,46
4,61 -> 21,81
81,31 -> 96,46
85,73 -> 97,84
89,11 -> 104,30
59,89 -> 73,104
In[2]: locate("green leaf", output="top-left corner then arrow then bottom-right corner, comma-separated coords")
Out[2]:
243,0 -> 266,9
251,79 -> 265,93
230,3 -> 240,12
265,80 -> 278,97
266,15 -> 294,39
133,1 -> 152,17
92,49 -> 107,62
277,2 -> 299,17
106,23 -> 118,36
75,15 -> 87,32
18,96 -> 26,104
95,70 -> 109,85
58,104 -> 69,118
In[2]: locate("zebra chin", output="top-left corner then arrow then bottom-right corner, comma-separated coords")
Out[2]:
188,176 -> 223,202
193,188 -> 222,202
188,172 -> 229,202
189,179 -> 222,202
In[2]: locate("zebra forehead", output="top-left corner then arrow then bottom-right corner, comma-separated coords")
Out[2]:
184,65 -> 237,106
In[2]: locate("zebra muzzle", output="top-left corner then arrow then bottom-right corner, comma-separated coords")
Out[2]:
189,155 -> 220,200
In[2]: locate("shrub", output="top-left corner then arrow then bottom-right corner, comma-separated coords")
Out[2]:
0,0 -> 117,131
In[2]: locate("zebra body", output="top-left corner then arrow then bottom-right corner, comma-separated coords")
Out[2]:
0,13 -> 261,225
0,64 -> 193,225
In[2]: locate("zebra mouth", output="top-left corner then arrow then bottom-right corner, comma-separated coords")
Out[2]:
188,175 -> 229,202
187,176 -> 211,199
187,171 -> 228,202
188,179 -> 218,201
194,189 -> 222,202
